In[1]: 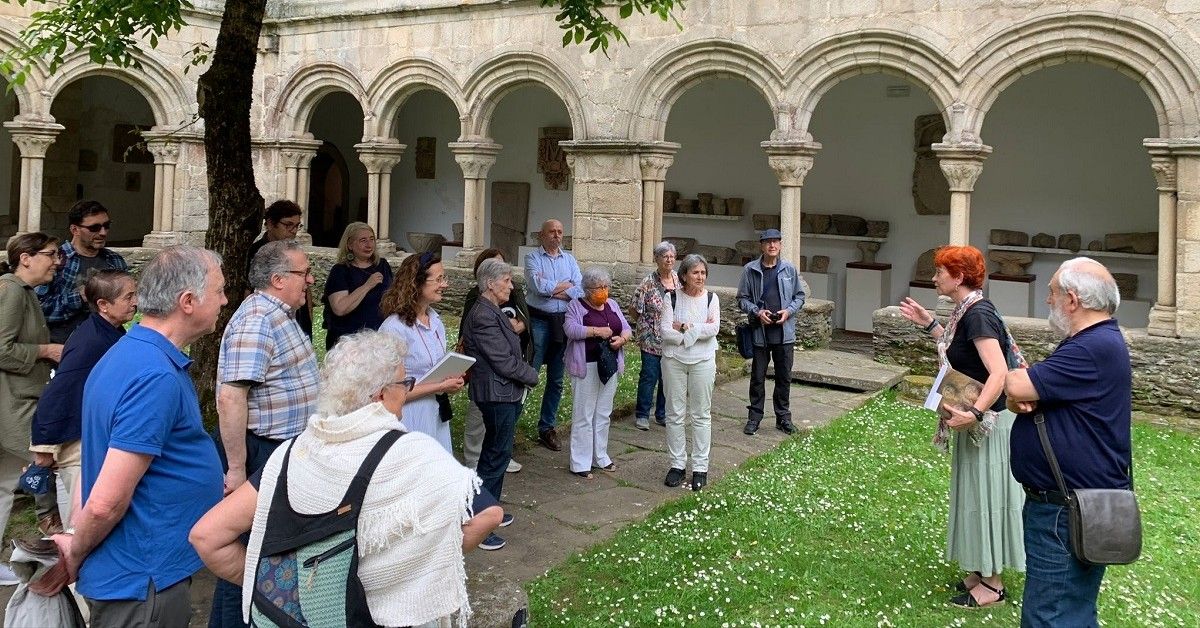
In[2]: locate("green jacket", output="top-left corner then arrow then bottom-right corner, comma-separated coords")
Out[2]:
0,273 -> 52,458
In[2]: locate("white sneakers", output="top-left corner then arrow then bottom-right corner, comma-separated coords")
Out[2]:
0,563 -> 20,586
506,459 -> 523,473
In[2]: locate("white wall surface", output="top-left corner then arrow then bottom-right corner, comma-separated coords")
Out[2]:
389,89 -> 464,249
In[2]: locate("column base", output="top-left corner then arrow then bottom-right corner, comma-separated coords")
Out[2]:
1147,305 -> 1178,337
451,246 -> 483,269
142,231 -> 182,249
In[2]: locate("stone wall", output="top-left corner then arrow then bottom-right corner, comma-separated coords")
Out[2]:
874,306 -> 1200,421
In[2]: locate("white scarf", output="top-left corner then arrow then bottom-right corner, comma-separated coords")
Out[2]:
242,402 -> 481,627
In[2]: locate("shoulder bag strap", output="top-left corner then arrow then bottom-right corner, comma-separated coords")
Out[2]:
1034,413 -> 1072,496
340,429 -> 405,508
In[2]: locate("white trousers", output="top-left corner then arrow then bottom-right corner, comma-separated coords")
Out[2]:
569,363 -> 617,473
662,356 -> 715,473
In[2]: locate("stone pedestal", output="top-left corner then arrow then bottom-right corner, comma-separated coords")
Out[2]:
907,280 -> 939,309
845,262 -> 892,333
987,273 -> 1036,317
1121,299 -> 1153,328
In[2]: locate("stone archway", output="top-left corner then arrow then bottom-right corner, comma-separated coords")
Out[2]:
306,91 -> 367,247
0,79 -> 18,238
389,89 -> 464,255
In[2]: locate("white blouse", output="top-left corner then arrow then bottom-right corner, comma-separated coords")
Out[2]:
660,289 -> 720,364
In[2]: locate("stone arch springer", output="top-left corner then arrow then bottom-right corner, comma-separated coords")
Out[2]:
462,50 -> 587,140
43,49 -> 191,127
274,62 -> 370,136
364,57 -> 466,141
0,24 -> 50,118
962,12 -> 1200,140
786,30 -> 959,141
622,38 -> 785,142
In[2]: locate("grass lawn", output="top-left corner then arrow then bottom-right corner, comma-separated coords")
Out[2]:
527,392 -> 1199,627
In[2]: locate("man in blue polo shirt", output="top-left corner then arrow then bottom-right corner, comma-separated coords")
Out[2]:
1004,257 -> 1131,628
43,246 -> 227,627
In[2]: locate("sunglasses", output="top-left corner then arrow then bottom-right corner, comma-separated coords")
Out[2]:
77,221 -> 113,233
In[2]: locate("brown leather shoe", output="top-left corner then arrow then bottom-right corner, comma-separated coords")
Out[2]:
539,428 -> 561,451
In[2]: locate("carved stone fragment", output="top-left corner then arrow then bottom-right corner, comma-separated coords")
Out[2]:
1105,232 -> 1158,254
1088,240 -> 1104,251
831,214 -> 868,236
408,232 -> 446,255
697,193 -> 714,214
990,229 -> 1029,246
857,241 -> 881,264
809,213 -> 831,235
1032,233 -> 1056,248
914,248 -> 938,282
1113,273 -> 1138,300
452,222 -> 464,243
713,198 -> 727,215
664,236 -> 697,257
989,250 -> 1034,276
811,255 -> 830,274
866,220 -> 890,238
1058,234 -> 1081,252
753,213 -> 780,231
663,190 -> 680,212
796,255 -> 807,272
695,244 -> 736,265
734,240 -> 760,259
675,199 -> 695,214
726,198 -> 744,216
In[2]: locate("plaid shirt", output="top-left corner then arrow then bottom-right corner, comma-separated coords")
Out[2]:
218,292 -> 319,440
36,242 -> 129,324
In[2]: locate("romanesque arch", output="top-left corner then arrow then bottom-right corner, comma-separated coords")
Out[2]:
0,25 -> 46,118
43,51 -> 190,127
786,30 -> 958,140
462,51 -> 586,140
274,62 -> 369,137
365,57 -> 465,141
623,38 -> 784,142
962,12 -> 1200,140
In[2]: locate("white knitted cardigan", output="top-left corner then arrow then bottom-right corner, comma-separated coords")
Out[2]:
241,402 -> 481,627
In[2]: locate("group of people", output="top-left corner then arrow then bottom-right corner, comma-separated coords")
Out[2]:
0,195 -> 1134,627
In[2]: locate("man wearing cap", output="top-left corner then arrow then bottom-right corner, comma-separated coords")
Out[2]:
736,229 -> 806,435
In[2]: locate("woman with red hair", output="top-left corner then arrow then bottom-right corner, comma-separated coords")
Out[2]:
899,245 -> 1026,609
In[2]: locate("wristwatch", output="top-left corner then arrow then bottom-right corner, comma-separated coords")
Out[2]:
969,407 -> 985,422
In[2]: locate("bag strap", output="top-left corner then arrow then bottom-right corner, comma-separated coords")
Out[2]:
669,290 -> 713,309
1034,413 -> 1072,496
340,429 -> 405,508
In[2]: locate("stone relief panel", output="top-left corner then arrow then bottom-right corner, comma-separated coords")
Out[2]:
415,137 -> 436,179
538,127 -> 571,191
912,113 -> 950,216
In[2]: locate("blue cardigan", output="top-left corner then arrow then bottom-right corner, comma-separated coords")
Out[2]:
32,312 -> 124,446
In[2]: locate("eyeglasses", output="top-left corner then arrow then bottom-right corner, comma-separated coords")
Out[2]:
33,250 -> 62,261
279,221 -> 302,230
386,377 -> 416,392
425,275 -> 449,285
285,269 -> 313,278
77,221 -> 112,233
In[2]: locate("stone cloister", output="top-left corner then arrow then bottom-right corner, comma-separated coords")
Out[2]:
3,3 -> 1200,341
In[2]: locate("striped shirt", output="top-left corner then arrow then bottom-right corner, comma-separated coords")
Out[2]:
218,291 -> 319,440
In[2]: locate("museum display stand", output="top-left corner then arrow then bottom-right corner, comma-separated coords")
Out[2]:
987,273 -> 1036,318
845,262 -> 891,333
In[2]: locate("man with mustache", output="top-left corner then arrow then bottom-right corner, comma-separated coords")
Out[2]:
38,200 -> 130,344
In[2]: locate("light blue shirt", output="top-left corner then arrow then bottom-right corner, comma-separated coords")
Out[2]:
524,247 -> 583,314
378,309 -> 452,452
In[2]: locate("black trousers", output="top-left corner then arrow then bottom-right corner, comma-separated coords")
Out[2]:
747,343 -> 793,423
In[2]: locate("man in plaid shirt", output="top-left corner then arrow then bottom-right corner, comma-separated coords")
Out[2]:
209,240 -> 320,626
37,200 -> 129,343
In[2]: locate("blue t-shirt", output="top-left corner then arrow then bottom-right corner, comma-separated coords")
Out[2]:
79,324 -> 224,601
321,260 -> 392,349
1010,319 -> 1132,492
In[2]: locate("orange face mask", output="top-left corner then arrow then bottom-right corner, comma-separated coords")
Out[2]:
588,288 -> 610,306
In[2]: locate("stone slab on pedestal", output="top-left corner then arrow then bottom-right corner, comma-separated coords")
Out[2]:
908,280 -> 938,309
790,349 -> 909,392
141,231 -> 181,249
800,272 -> 829,300
845,262 -> 892,333
987,273 -> 1036,317
1119,299 -> 1152,328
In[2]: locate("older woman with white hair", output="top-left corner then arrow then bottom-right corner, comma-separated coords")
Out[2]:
631,241 -> 677,431
564,267 -> 632,479
461,258 -> 540,550
660,254 -> 720,492
189,330 -> 503,627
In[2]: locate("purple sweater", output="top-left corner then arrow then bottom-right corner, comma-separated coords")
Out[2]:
563,298 -> 632,379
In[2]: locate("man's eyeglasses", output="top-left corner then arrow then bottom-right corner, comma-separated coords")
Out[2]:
279,221 -> 303,231
386,377 -> 416,392
77,221 -> 112,233
285,269 -> 313,278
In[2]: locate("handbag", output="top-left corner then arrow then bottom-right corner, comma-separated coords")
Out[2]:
597,342 -> 619,385
1034,413 -> 1141,565
735,323 -> 755,359
436,393 -> 453,422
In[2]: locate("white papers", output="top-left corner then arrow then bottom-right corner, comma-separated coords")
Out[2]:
418,351 -> 477,385
924,364 -> 948,412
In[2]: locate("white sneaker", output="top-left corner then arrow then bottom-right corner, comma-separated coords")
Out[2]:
0,563 -> 20,586
506,459 -> 523,473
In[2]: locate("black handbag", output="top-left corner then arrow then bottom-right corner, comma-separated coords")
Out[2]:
1035,413 -> 1142,565
436,393 -> 453,423
597,342 -> 619,384
735,323 -> 755,359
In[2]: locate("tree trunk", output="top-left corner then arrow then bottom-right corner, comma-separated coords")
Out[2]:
191,0 -> 268,419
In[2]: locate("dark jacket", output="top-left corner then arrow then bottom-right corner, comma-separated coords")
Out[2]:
736,257 -> 807,346
32,312 -> 124,445
462,298 -> 539,404
459,285 -> 533,364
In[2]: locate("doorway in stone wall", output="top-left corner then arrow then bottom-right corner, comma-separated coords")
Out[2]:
307,142 -> 352,247
306,90 -> 367,248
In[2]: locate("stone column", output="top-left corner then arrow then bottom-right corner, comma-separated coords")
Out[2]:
637,142 -> 679,264
933,143 -> 991,245
762,141 -> 821,265
1171,139 -> 1200,338
355,141 -> 406,254
448,141 -> 502,266
559,140 -> 643,263
1145,140 -> 1178,336
278,138 -> 322,244
141,134 -> 181,248
3,121 -> 62,236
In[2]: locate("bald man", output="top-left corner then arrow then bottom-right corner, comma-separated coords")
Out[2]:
523,219 -> 583,451
1002,257 -> 1131,627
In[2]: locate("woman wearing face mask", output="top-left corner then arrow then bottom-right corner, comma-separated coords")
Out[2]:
563,267 -> 631,479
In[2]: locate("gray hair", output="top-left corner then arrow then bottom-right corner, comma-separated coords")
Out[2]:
653,241 -> 677,260
83,269 -> 134,312
476,257 -> 512,293
581,266 -> 611,290
1057,257 -> 1120,315
249,240 -> 303,290
138,245 -> 223,317
317,330 -> 408,417
677,253 -> 708,285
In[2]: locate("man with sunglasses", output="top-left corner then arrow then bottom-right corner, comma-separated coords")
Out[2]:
38,200 -> 130,343
247,200 -> 313,339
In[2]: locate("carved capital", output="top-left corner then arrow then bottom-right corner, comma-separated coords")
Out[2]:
354,142 -> 406,174
145,141 -> 180,165
1150,157 -> 1177,191
4,121 -> 63,159
639,154 -> 674,181
277,138 -> 323,169
761,140 -> 821,187
932,142 -> 992,192
448,141 -> 502,179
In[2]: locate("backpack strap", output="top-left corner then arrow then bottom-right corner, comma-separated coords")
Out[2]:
669,290 -> 712,309
339,429 -> 405,510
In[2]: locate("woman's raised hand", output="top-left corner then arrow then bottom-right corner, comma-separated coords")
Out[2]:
898,297 -> 933,327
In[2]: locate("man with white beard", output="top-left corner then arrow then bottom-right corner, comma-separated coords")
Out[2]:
1002,257 -> 1132,627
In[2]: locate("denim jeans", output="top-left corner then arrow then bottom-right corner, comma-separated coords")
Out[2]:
634,350 -> 667,421
478,401 -> 521,501
531,316 -> 567,434
747,343 -> 794,423
1021,500 -> 1106,628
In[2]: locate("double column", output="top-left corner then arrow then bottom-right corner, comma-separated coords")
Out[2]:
1145,140 -> 1179,337
637,142 -> 679,264
448,141 -> 501,264
761,140 -> 821,265
3,120 -> 62,236
141,132 -> 181,247
1162,139 -> 1200,338
933,142 -> 992,245
355,141 -> 406,253
279,138 -> 323,244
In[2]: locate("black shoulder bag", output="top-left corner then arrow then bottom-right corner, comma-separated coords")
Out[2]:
1034,413 -> 1142,565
